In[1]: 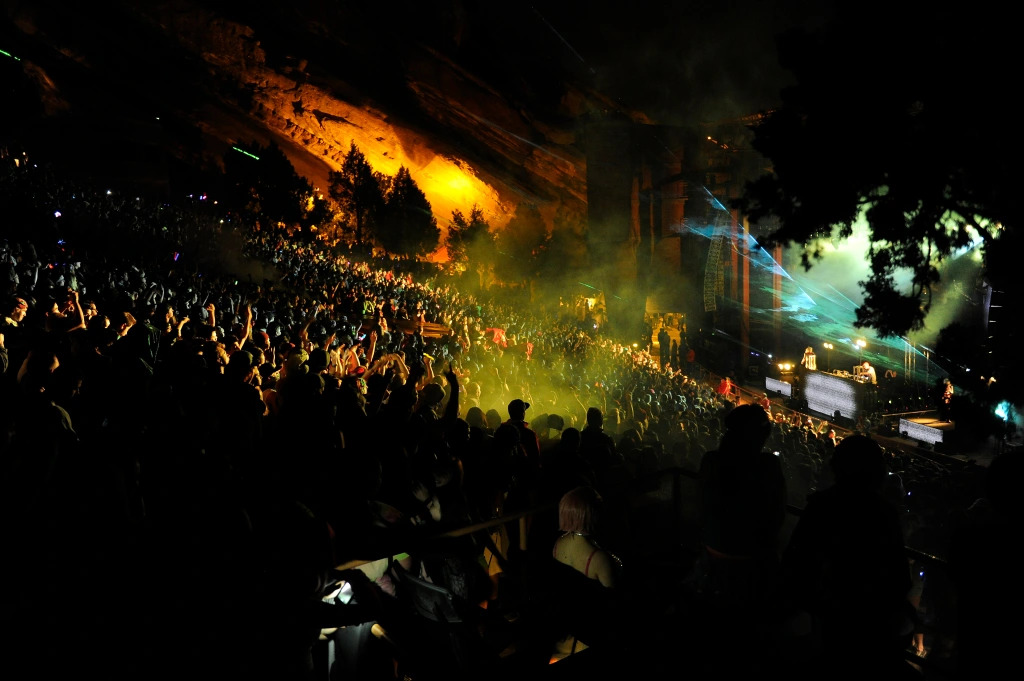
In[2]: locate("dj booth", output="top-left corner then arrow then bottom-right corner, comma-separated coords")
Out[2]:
803,369 -> 875,421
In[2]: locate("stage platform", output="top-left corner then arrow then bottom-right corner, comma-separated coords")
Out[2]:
904,415 -> 955,431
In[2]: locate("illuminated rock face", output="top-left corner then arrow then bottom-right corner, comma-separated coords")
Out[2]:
6,1 -> 647,248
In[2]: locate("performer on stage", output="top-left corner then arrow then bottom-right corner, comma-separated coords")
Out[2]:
794,345 -> 816,402
940,377 -> 953,422
859,360 -> 877,385
800,346 -> 817,372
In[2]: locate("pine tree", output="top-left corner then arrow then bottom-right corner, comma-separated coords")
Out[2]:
328,142 -> 386,246
494,202 -> 549,285
377,166 -> 440,258
222,140 -> 311,229
446,204 -> 492,266
543,201 -> 588,279
447,204 -> 495,288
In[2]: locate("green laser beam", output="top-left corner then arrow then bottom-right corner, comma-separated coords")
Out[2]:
232,146 -> 260,160
576,282 -> 622,300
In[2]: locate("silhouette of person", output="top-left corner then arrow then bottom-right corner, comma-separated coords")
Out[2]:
684,404 -> 787,674
780,435 -> 918,680
949,450 -> 1024,679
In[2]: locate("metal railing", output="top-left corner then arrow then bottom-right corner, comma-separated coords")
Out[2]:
334,463 -> 959,678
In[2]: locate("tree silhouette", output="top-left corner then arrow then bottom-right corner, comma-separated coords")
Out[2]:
328,142 -> 386,246
447,204 -> 493,262
447,204 -> 495,288
731,6 -> 1022,403
494,202 -> 549,285
222,140 -> 310,229
299,190 -> 338,241
541,201 -> 588,287
377,166 -> 440,257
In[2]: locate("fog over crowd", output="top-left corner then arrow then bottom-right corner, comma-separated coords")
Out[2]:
2,144 -> 1013,681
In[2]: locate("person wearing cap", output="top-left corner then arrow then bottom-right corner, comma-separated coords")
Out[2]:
506,398 -> 540,464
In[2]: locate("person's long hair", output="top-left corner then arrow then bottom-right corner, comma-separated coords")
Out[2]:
558,486 -> 603,535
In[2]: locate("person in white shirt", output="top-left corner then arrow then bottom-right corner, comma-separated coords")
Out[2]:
859,361 -> 877,384
800,346 -> 817,372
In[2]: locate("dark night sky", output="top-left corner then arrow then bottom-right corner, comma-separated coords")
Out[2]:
1,0 -> 838,130
448,0 -> 840,124
551,1 -> 835,119
291,0 -> 840,126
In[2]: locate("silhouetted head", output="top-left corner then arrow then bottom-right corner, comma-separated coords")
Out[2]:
485,408 -> 502,430
508,398 -> 529,421
559,427 -> 581,452
226,349 -> 256,381
420,382 -> 445,408
719,403 -> 773,452
466,406 -> 486,429
830,434 -> 887,490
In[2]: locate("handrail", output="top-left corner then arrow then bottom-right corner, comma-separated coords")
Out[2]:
337,465 -> 950,570
338,464 -> 957,675
334,502 -> 558,572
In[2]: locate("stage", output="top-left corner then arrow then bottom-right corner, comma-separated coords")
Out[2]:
903,415 -> 956,432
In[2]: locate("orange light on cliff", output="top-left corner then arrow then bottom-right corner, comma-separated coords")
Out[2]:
337,128 -> 511,260
414,156 -> 498,221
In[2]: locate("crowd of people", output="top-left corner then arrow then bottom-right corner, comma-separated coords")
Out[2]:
0,151 -> 1013,679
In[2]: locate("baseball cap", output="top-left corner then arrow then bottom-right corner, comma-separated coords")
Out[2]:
508,399 -> 530,418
